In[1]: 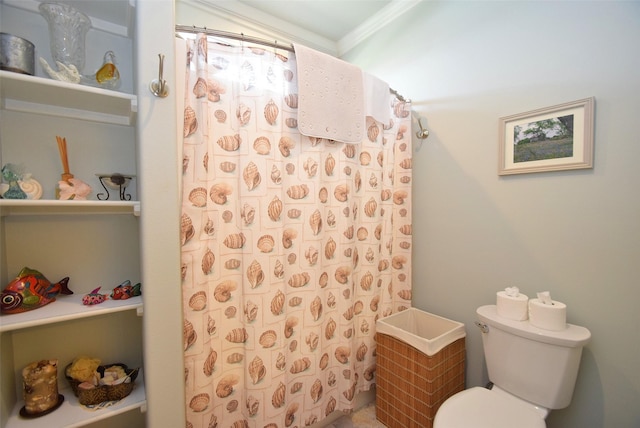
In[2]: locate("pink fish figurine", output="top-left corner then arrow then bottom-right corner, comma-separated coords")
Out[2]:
82,287 -> 108,305
1,267 -> 72,314
111,280 -> 141,300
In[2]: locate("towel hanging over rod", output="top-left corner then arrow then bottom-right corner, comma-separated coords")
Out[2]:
175,25 -> 410,103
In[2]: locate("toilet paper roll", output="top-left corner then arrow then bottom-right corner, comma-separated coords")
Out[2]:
528,298 -> 567,331
496,291 -> 529,320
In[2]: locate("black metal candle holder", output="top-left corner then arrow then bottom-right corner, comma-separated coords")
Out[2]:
96,173 -> 134,200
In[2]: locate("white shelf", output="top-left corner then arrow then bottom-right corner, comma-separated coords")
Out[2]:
4,372 -> 146,428
0,295 -> 143,333
0,199 -> 140,217
0,71 -> 137,125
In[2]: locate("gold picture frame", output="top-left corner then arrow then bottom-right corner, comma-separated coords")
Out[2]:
498,97 -> 594,175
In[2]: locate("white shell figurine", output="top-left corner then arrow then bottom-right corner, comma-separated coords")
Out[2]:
39,58 -> 82,84
19,174 -> 43,200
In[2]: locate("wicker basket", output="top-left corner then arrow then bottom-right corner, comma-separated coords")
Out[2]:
65,363 -> 139,406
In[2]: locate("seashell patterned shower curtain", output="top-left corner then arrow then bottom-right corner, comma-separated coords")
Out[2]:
180,33 -> 413,427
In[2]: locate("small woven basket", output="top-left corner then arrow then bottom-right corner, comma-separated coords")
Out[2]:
65,363 -> 139,406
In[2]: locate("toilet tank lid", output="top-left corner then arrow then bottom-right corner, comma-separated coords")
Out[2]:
477,305 -> 591,348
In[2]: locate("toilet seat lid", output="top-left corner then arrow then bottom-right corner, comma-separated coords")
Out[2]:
434,387 -> 545,428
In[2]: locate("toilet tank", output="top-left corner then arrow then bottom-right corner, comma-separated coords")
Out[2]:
476,305 -> 591,410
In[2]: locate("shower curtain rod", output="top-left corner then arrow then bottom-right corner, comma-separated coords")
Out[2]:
176,25 -> 409,102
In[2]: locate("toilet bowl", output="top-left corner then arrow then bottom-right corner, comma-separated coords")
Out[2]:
434,386 -> 545,428
434,305 -> 590,428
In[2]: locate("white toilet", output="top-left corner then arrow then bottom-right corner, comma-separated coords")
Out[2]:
434,304 -> 591,428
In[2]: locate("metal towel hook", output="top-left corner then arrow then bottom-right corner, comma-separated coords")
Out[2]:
416,118 -> 429,140
150,54 -> 169,98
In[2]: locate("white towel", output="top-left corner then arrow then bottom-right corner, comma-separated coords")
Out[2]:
363,72 -> 391,125
293,43 -> 364,144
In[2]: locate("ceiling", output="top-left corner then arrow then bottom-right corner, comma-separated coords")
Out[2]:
237,0 -> 392,41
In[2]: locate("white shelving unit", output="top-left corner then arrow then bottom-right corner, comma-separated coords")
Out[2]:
0,1 -> 149,426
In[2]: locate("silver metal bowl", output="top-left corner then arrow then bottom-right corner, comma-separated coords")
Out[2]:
0,33 -> 35,75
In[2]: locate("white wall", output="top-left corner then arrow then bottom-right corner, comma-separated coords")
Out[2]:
343,2 -> 640,427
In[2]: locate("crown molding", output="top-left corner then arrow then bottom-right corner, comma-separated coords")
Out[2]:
337,0 -> 422,56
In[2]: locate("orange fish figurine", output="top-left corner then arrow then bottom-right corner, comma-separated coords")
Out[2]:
1,267 -> 72,314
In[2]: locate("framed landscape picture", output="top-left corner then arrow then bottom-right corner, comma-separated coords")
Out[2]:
498,97 -> 594,175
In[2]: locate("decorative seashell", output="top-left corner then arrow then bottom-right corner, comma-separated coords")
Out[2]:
343,165 -> 352,176
360,271 -> 374,291
270,164 -> 282,184
219,161 -> 236,173
225,258 -> 241,270
318,271 -> 329,288
392,255 -> 408,269
334,184 -> 349,202
240,203 -> 255,226
284,317 -> 298,338
309,209 -> 322,235
224,233 -> 246,249
181,262 -> 187,281
319,352 -> 330,371
249,356 -> 266,384
324,154 -> 335,176
334,266 -> 351,284
343,328 -> 353,338
268,196 -> 283,221
303,157 -> 318,178
227,352 -> 244,364
381,189 -> 392,201
399,224 -> 412,235
394,100 -> 410,118
209,182 -> 233,205
284,93 -> 298,108
214,109 -> 227,123
343,305 -> 355,321
257,235 -> 275,253
283,69 -> 294,81
285,162 -> 295,175
343,382 -> 357,401
216,134 -> 241,151
264,99 -> 279,125
184,106 -> 197,137
394,190 -> 408,205
203,348 -> 217,376
285,403 -> 299,428
354,300 -> 364,315
184,319 -> 196,350
189,187 -> 207,207
288,296 -> 302,307
208,79 -> 225,102
398,289 -> 412,300
189,291 -> 207,311
287,208 -> 301,219
253,136 -> 271,155
276,353 -> 286,371
236,102 -> 251,125
400,175 -> 411,184
375,224 -> 383,240
324,237 -> 336,259
279,136 -> 295,157
310,296 -> 323,321
288,272 -> 310,288
287,184 -> 309,199
244,300 -> 258,322
274,260 -> 285,278
214,280 -> 237,302
342,144 -> 356,158
378,259 -> 390,272
357,226 -> 368,241
285,117 -> 298,128
399,241 -> 411,249
243,161 -> 261,191
400,158 -> 412,169
311,379 -> 323,403
361,319 -> 370,333
325,318 -> 336,340
318,186 -> 328,203
282,228 -> 298,249
247,260 -> 264,289
246,396 -> 259,416
183,154 -> 189,174
398,273 -> 407,281
207,315 -> 216,335
227,399 -> 238,412
290,382 -> 303,394
189,393 -> 210,412
225,327 -> 248,343
363,198 -> 377,218
290,357 -> 311,374
335,346 -> 350,364
272,382 -> 286,408
257,329 -> 277,350
216,374 -> 239,398
305,246 -> 318,265
327,210 -> 336,227
364,365 -> 376,381
271,290 -> 285,315
225,306 -> 237,318
193,77 -> 207,98
181,213 -> 195,246
201,248 -> 215,274
367,121 -> 380,142
359,151 -> 371,166
222,210 -> 233,223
